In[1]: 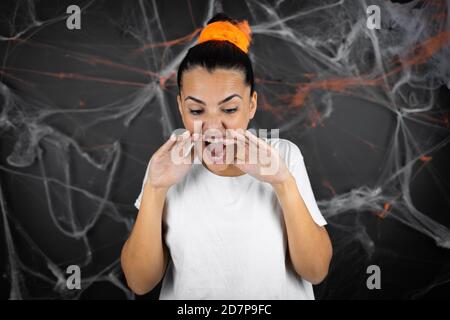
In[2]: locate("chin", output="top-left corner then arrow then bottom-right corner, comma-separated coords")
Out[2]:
205,161 -> 230,173
202,149 -> 230,173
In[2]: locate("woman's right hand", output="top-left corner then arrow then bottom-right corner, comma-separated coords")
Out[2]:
146,130 -> 196,190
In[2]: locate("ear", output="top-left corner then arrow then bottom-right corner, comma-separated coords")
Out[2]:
249,91 -> 257,120
177,93 -> 183,119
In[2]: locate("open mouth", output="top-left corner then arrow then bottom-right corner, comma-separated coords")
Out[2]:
203,136 -> 231,162
205,140 -> 225,157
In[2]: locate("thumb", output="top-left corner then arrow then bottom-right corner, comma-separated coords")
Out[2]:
159,132 -> 178,153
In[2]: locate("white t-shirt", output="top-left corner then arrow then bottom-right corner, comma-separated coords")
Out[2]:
134,138 -> 327,300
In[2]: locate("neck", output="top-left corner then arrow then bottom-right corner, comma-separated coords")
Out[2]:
203,162 -> 246,177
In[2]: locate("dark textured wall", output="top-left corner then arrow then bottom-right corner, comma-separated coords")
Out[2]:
0,0 -> 449,299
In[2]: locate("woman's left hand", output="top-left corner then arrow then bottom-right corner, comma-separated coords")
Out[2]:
228,129 -> 292,186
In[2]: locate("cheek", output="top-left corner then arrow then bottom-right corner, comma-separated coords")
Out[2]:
180,113 -> 196,132
231,109 -> 252,125
215,115 -> 240,129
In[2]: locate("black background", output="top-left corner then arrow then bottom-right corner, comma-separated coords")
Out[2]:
0,0 -> 449,299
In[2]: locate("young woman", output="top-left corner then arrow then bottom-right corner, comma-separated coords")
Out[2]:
121,13 -> 332,300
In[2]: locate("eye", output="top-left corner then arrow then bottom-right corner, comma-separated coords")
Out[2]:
223,107 -> 238,114
189,109 -> 204,115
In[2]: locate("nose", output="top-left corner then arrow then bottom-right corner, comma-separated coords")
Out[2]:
202,115 -> 225,138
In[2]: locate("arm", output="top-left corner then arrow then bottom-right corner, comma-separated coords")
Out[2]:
120,184 -> 169,295
121,130 -> 194,295
272,174 -> 333,284
228,129 -> 332,284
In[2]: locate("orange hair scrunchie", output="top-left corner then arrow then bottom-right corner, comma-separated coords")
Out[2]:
198,20 -> 252,53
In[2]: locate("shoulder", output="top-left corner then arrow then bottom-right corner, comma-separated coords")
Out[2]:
265,137 -> 304,165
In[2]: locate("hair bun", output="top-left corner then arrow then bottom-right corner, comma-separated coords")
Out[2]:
198,17 -> 252,54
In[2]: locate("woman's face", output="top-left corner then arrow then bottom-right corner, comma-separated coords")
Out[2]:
177,66 -> 257,174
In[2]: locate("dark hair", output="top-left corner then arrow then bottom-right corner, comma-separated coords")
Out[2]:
177,13 -> 255,97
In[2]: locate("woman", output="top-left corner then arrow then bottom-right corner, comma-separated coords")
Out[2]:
121,13 -> 332,300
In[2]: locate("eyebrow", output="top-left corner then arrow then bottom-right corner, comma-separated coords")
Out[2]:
184,94 -> 242,106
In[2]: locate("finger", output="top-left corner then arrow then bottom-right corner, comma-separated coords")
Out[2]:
236,140 -> 261,165
245,129 -> 259,143
175,132 -> 192,157
227,129 -> 248,164
177,129 -> 190,142
247,131 -> 276,162
245,130 -> 270,152
227,129 -> 249,147
176,131 -> 191,145
182,140 -> 195,158
223,137 -> 236,145
160,132 -> 178,152
192,132 -> 203,149
243,131 -> 262,163
191,132 -> 205,163
161,129 -> 190,154
170,135 -> 193,164
192,132 -> 201,142
232,130 -> 263,165
245,130 -> 262,147
234,141 -> 250,164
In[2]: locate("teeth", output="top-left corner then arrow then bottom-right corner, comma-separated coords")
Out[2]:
203,137 -> 233,144
204,137 -> 223,143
